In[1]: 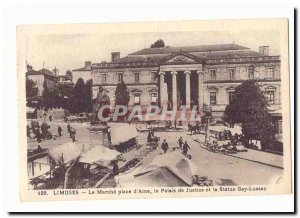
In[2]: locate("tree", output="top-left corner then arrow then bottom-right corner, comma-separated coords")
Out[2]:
42,81 -> 51,110
114,80 -> 130,107
73,78 -> 86,113
150,39 -> 165,48
114,80 -> 130,122
26,78 -> 38,99
84,79 -> 93,113
224,80 -> 275,150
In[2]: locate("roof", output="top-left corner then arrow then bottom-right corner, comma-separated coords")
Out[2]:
79,146 -> 121,166
137,150 -> 198,185
72,66 -> 92,71
39,68 -> 54,76
109,123 -> 139,145
130,44 -> 249,55
48,142 -> 82,165
112,48 -> 263,64
26,68 -> 57,79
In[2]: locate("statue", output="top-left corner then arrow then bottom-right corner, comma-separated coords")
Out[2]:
92,86 -> 110,123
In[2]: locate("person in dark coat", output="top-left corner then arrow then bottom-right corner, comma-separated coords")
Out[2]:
57,126 -> 62,137
36,130 -> 42,144
49,115 -> 52,122
67,123 -> 71,131
147,131 -> 152,142
177,136 -> 184,150
27,125 -> 30,137
161,139 -> 169,154
182,141 -> 191,156
112,161 -> 119,175
70,127 -> 76,142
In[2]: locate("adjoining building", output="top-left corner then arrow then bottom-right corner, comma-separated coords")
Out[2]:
72,61 -> 92,83
26,65 -> 58,96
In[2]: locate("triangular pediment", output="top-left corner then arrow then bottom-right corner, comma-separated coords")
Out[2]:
162,51 -> 203,64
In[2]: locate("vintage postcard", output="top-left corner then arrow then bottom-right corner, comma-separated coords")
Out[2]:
17,19 -> 292,202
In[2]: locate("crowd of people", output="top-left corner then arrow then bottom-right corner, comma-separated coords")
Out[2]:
27,115 -> 77,149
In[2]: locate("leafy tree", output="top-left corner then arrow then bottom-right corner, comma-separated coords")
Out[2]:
84,79 -> 93,113
42,81 -> 51,110
114,79 -> 130,107
224,80 -> 275,150
26,78 -> 38,98
73,78 -> 86,113
150,39 -> 165,48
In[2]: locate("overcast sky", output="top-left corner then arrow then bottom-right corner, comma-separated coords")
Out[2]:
25,29 -> 280,75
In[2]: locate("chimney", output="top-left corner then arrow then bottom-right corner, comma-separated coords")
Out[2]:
259,46 -> 269,56
52,67 -> 59,76
85,61 -> 92,70
26,65 -> 33,72
111,52 -> 120,62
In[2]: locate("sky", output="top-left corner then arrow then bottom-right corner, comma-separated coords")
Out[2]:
24,29 -> 280,75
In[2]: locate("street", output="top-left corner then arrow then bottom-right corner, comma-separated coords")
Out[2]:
27,120 -> 283,186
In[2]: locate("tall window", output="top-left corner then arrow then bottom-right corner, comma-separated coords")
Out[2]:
228,92 -> 235,104
101,74 -> 107,83
118,73 -> 123,83
151,93 -> 157,105
228,68 -> 235,80
134,72 -> 140,82
210,69 -> 216,80
248,67 -> 254,79
266,90 -> 275,104
210,92 -> 217,105
275,120 -> 282,134
134,94 -> 140,105
151,72 -> 157,82
266,68 -> 274,79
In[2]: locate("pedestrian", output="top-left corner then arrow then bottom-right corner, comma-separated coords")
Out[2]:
147,131 -> 152,142
57,126 -> 62,137
112,161 -> 119,176
27,125 -> 30,137
161,139 -> 169,154
182,141 -> 191,157
49,115 -> 52,122
70,127 -> 76,142
36,130 -> 42,144
67,122 -> 71,133
177,136 -> 184,150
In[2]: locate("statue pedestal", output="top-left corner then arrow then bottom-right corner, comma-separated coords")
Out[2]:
89,123 -> 110,147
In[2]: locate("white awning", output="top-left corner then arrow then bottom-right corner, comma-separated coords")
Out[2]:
79,146 -> 121,167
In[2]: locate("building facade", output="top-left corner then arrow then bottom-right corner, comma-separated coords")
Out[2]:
26,65 -> 58,96
91,44 -> 280,112
89,44 -> 282,139
72,61 -> 92,83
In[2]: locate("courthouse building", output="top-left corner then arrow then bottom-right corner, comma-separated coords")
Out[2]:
87,44 -> 282,138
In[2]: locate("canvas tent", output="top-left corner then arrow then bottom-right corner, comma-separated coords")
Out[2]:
109,123 -> 139,145
116,151 -> 198,187
79,146 -> 121,167
48,142 -> 82,165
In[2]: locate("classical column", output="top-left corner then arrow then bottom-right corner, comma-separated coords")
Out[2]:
159,71 -> 165,106
184,70 -> 191,109
197,70 -> 204,111
171,71 -> 177,108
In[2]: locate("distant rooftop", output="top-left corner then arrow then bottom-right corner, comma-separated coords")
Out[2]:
130,44 -> 249,55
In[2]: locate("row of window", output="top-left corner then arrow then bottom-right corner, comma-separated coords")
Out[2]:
133,93 -> 158,105
209,67 -> 275,80
97,72 -> 157,84
209,90 -> 276,105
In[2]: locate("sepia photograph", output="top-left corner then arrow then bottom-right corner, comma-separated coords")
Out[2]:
17,18 -> 292,202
